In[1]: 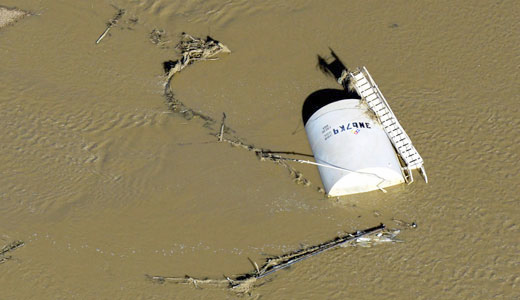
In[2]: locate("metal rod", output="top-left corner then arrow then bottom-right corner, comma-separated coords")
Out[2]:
256,223 -> 385,279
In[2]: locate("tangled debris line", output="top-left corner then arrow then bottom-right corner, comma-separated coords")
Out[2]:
147,224 -> 401,294
162,33 -> 230,125
222,136 -> 312,187
95,6 -> 125,44
163,33 -> 317,190
0,240 -> 24,264
163,32 -> 231,84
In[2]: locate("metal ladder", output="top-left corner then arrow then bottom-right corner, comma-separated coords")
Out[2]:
346,67 -> 427,183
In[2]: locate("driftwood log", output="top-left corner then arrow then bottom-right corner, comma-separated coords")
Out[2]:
146,224 -> 401,294
95,7 -> 125,44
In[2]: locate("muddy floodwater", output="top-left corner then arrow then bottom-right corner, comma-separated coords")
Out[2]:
1,0 -> 519,299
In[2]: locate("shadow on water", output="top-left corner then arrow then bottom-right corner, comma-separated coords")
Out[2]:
302,49 -> 361,126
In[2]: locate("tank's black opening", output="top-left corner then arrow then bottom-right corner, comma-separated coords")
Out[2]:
302,89 -> 360,126
302,50 -> 361,126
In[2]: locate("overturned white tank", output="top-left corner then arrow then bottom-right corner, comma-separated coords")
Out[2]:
305,99 -> 405,196
302,65 -> 427,196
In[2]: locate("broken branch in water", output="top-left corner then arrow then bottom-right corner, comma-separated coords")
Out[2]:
218,112 -> 226,142
147,224 -> 400,294
95,7 -> 125,44
0,240 -> 24,264
1,240 -> 24,256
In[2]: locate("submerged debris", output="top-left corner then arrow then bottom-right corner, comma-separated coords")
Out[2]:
149,28 -> 169,47
147,224 -> 400,294
0,240 -> 25,264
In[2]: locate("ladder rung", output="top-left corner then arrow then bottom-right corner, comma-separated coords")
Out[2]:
373,103 -> 384,110
380,116 -> 391,123
395,143 -> 405,150
364,91 -> 376,98
385,125 -> 397,132
388,127 -> 400,134
354,73 -> 365,81
357,78 -> 369,87
358,85 -> 370,93
366,100 -> 377,107
366,94 -> 378,101
379,111 -> 390,118
360,89 -> 373,97
360,86 -> 374,93
397,143 -> 410,150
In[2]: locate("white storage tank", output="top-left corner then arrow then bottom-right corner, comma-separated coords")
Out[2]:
303,89 -> 404,196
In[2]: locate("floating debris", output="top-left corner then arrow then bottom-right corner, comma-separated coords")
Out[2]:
0,240 -> 24,264
392,218 -> 417,229
147,224 -> 400,294
95,7 -> 125,44
164,33 -> 231,83
128,17 -> 138,25
353,228 -> 402,247
0,6 -> 29,29
1,240 -> 24,256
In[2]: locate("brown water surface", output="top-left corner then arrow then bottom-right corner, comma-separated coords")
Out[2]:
1,0 -> 519,299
